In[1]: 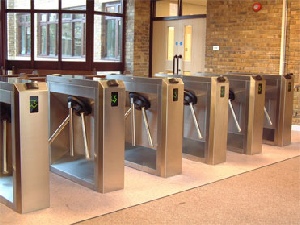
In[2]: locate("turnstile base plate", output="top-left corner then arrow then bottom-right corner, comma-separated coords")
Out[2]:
51,155 -> 94,189
182,138 -> 205,162
125,145 -> 156,175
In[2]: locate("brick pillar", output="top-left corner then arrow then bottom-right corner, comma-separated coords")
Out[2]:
125,0 -> 150,77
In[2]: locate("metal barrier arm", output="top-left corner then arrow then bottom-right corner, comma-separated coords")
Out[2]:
130,97 -> 136,146
67,96 -> 92,159
129,92 -> 154,147
80,112 -> 90,159
68,103 -> 74,156
264,106 -> 273,126
141,107 -> 154,147
48,115 -> 70,144
228,89 -> 241,132
184,90 -> 203,139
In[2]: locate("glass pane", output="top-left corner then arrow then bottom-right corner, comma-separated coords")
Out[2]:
184,25 -> 192,61
94,0 -> 123,13
6,0 -> 30,9
34,13 -> 58,61
182,0 -> 207,15
167,27 -> 174,61
34,0 -> 59,10
155,0 -> 178,17
7,13 -> 31,60
62,0 -> 86,10
62,13 -> 86,61
94,15 -> 122,62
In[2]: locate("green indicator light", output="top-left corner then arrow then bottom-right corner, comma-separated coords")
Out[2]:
30,96 -> 39,113
220,86 -> 225,97
111,92 -> 118,107
258,83 -> 263,94
173,88 -> 178,101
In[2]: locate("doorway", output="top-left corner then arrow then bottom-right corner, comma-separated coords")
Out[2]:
152,18 -> 206,76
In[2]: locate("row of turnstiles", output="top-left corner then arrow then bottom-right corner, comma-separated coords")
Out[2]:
0,72 -> 294,213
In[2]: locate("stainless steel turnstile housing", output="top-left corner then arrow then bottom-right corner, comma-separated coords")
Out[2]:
227,73 -> 294,146
156,74 -> 229,165
47,75 -> 125,193
197,73 -> 266,154
0,81 -> 49,213
262,74 -> 294,146
106,75 -> 184,177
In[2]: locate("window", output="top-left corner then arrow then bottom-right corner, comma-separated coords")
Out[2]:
3,0 -> 125,72
94,1 -> 123,62
36,13 -> 58,60
154,0 -> 207,17
18,14 -> 31,55
62,13 -> 86,61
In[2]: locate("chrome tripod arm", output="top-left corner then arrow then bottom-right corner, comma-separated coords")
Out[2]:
189,102 -> 203,139
80,112 -> 90,159
264,107 -> 273,126
68,103 -> 74,156
48,115 -> 70,144
130,97 -> 136,146
228,100 -> 242,132
141,107 -> 154,147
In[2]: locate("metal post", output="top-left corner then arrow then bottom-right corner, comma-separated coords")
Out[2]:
141,107 -> 154,147
189,102 -> 203,139
80,112 -> 90,159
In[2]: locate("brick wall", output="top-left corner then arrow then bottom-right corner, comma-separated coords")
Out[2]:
206,0 -> 300,124
125,0 -> 150,77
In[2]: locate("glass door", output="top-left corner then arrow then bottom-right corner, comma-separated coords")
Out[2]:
152,18 -> 206,76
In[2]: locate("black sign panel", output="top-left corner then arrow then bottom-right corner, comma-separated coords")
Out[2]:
111,92 -> 118,107
30,96 -> 38,113
220,86 -> 225,98
173,88 -> 178,101
258,83 -> 263,94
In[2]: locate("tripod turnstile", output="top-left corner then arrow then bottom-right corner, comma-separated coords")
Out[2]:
0,81 -> 49,213
47,75 -> 125,193
226,73 -> 294,146
262,74 -> 294,146
106,75 -> 184,178
197,73 -> 266,155
156,74 -> 229,165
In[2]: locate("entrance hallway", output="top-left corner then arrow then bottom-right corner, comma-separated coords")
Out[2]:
1,126 -> 300,225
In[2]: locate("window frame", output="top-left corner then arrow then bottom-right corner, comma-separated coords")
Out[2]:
1,0 -> 126,72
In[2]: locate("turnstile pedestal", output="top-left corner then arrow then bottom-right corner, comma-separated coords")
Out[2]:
47,75 -> 125,193
0,81 -> 49,213
107,75 -> 184,178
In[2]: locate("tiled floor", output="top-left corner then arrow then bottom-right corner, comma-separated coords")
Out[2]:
0,126 -> 299,225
